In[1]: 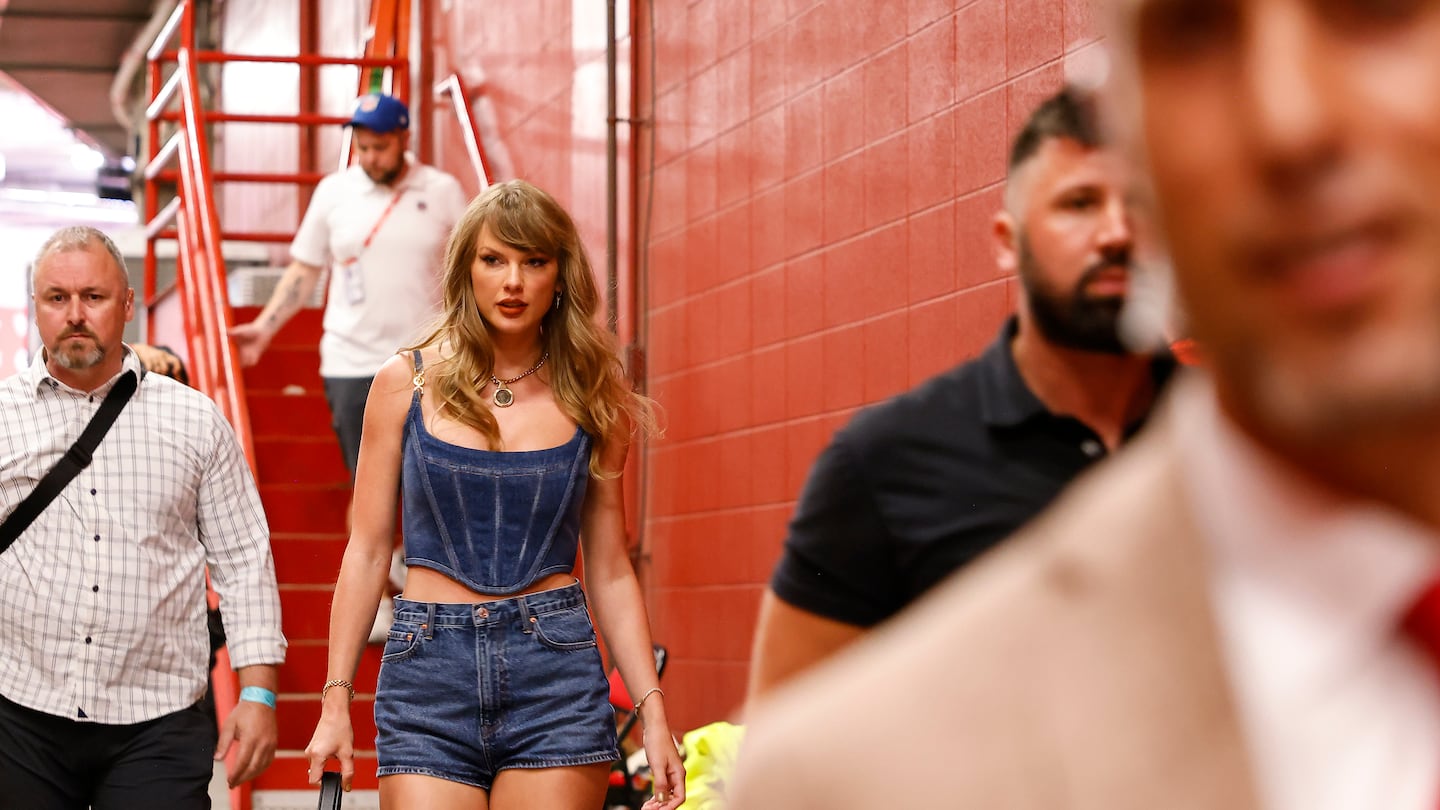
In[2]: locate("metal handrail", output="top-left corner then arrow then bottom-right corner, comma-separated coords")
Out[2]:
141,4 -> 255,808
161,50 -> 405,68
139,3 -> 420,806
434,73 -> 493,189
143,9 -> 253,459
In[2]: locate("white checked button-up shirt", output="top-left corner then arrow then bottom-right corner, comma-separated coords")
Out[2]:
0,348 -> 285,724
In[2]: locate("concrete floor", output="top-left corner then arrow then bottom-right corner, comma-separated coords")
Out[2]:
209,767 -> 382,810
208,762 -> 230,809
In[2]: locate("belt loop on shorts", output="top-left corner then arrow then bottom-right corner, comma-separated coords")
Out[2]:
518,595 -> 534,634
422,603 -> 436,639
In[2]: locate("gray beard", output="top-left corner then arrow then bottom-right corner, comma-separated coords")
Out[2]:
53,343 -> 105,371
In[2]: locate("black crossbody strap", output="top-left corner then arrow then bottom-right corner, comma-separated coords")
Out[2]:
0,370 -> 138,553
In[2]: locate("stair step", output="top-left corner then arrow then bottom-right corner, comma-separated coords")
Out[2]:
278,643 -> 384,695
238,311 -> 393,803
253,789 -> 379,810
233,306 -> 325,345
248,391 -> 332,437
242,346 -> 325,392
279,587 -> 338,642
255,437 -> 349,486
261,485 -> 351,535
272,534 -> 348,585
275,697 -> 379,751
254,752 -> 379,793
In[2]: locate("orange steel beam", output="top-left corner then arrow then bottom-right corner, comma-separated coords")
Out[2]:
145,197 -> 182,239
150,229 -> 296,244
394,0 -> 411,94
158,111 -> 351,125
142,6 -> 263,803
154,170 -> 328,185
299,0 -> 319,215
153,50 -> 405,68
143,55 -> 163,306
367,0 -> 396,95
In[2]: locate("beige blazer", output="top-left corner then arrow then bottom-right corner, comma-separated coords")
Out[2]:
733,419 -> 1263,809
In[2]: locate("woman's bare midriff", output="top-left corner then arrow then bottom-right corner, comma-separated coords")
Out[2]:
402,566 -> 577,603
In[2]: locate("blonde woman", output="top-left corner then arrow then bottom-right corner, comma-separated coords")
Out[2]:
305,180 -> 683,809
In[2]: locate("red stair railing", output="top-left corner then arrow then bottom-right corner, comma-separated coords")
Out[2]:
139,2 -> 408,808
138,2 -> 493,806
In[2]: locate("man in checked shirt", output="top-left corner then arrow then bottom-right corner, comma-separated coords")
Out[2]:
0,225 -> 286,808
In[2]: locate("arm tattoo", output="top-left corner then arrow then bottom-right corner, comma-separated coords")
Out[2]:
281,281 -> 302,310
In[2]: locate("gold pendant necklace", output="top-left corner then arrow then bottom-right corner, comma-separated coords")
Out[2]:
490,352 -> 548,408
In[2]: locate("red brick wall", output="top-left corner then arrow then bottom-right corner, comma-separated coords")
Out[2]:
432,1 -> 630,296
635,0 -> 1100,733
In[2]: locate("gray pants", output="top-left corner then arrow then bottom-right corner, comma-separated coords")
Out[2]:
322,375 -> 374,479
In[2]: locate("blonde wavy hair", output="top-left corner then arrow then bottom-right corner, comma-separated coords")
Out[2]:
408,179 -> 654,476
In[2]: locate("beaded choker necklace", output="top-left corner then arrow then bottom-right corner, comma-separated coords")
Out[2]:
489,352 -> 548,408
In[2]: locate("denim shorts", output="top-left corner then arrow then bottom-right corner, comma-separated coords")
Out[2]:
373,581 -> 620,789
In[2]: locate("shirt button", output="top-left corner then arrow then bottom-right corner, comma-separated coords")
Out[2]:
1081,439 -> 1104,458
89,489 -> 97,495
84,636 -> 92,644
92,585 -> 99,593
93,535 -> 100,542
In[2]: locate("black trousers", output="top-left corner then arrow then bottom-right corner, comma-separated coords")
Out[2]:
322,374 -> 375,478
0,694 -> 216,810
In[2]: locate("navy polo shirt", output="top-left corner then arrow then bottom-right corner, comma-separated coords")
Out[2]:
769,317 -> 1176,627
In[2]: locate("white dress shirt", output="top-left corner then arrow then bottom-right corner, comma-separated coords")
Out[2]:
0,348 -> 285,724
1173,375 -> 1440,810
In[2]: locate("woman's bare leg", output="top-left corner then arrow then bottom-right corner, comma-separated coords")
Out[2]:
380,773 -> 490,810
489,762 -> 611,810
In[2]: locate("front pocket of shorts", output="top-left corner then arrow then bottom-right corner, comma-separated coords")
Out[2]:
531,606 -> 598,651
381,623 -> 422,663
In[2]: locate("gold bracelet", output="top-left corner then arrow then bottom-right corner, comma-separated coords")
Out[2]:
322,678 -> 355,701
633,686 -> 664,713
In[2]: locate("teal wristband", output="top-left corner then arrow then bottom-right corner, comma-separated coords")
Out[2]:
239,686 -> 277,709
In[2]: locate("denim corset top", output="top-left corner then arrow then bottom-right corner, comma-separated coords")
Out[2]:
400,352 -> 591,595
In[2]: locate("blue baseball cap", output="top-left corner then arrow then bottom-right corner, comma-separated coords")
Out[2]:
345,93 -> 409,133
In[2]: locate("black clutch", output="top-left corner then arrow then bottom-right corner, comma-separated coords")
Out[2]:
318,771 -> 343,810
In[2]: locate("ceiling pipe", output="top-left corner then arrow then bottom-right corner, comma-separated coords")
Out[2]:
109,0 -> 181,147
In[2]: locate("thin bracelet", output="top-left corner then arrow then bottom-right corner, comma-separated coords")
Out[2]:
322,678 -> 355,701
633,686 -> 664,713
239,686 -> 276,709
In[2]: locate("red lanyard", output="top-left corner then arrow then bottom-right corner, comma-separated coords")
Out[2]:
351,189 -> 406,259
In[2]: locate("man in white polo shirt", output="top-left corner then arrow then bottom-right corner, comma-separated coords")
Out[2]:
232,92 -> 467,475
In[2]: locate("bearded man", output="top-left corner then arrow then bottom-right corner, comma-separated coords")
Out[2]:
746,86 -> 1176,703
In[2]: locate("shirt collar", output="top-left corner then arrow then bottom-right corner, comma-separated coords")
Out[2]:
1173,373 -> 1439,645
976,317 -> 1048,427
975,316 -> 1178,429
26,344 -> 146,397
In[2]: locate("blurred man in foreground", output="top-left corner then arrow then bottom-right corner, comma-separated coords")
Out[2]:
731,1 -> 1440,808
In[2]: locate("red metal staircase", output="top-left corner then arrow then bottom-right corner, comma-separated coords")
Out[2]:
135,1 -> 470,807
